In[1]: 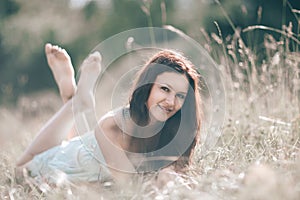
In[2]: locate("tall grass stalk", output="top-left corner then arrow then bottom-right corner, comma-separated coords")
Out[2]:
1,1 -> 300,199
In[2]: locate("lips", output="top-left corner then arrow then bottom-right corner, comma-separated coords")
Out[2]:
158,104 -> 173,114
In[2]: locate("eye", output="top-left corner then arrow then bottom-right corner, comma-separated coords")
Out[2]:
176,93 -> 186,100
160,86 -> 170,92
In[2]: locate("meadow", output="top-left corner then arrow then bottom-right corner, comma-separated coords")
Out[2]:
1,2 -> 300,199
0,31 -> 299,200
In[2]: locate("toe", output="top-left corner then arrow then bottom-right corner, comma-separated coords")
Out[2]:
45,43 -> 52,55
90,51 -> 102,62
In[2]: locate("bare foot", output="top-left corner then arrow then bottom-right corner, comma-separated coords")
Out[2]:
75,51 -> 102,110
45,43 -> 76,103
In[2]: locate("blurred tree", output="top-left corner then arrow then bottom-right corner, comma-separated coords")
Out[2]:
199,0 -> 300,48
0,0 -> 20,104
1,0 -> 299,105
99,0 -> 164,39
0,0 -> 85,104
83,1 -> 99,20
0,0 -> 19,18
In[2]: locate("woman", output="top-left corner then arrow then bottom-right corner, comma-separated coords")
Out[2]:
16,43 -> 202,186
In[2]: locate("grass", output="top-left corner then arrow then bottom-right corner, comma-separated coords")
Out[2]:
1,31 -> 300,199
1,3 -> 300,199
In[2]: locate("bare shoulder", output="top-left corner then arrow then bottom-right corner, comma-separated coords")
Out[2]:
99,115 -> 120,131
96,112 -> 122,142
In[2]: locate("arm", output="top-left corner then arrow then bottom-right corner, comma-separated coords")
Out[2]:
94,116 -> 136,184
16,100 -> 75,166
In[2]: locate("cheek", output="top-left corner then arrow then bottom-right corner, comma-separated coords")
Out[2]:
174,102 -> 182,111
146,88 -> 161,107
146,98 -> 151,110
175,98 -> 185,111
146,90 -> 156,109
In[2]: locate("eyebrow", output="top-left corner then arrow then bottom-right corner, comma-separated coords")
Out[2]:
157,82 -> 187,94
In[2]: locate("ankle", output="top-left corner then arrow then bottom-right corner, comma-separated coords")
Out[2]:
72,91 -> 95,111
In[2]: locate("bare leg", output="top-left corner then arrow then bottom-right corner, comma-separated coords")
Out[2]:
46,43 -> 77,139
45,43 -> 76,103
16,51 -> 102,167
75,51 -> 101,108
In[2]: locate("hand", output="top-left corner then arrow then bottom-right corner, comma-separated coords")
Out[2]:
155,166 -> 177,188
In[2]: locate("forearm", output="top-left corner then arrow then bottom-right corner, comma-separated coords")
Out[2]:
16,100 -> 74,166
94,126 -> 136,183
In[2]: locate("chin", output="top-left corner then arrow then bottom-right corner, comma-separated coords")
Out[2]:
148,106 -> 174,123
151,111 -> 171,122
156,116 -> 168,122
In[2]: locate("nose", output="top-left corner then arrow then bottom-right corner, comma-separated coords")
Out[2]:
165,94 -> 175,106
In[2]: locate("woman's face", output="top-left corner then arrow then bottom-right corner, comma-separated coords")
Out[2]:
146,71 -> 189,122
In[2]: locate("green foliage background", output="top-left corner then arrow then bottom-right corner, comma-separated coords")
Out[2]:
1,1 -> 300,199
0,0 -> 299,104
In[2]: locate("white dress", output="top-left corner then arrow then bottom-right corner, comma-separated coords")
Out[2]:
26,106 -> 161,184
26,131 -> 111,184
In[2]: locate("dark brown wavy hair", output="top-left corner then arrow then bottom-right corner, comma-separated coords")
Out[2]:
129,50 -> 202,169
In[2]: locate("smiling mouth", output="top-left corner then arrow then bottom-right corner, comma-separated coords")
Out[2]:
158,105 -> 173,114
